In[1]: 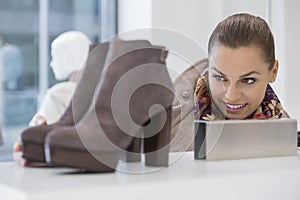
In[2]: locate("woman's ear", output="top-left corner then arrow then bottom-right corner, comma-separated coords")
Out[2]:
270,60 -> 279,83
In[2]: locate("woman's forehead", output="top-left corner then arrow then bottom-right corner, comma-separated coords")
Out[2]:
209,45 -> 269,74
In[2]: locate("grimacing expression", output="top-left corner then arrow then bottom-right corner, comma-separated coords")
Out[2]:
208,44 -> 278,119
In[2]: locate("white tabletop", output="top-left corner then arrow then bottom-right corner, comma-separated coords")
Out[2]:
1,151 -> 300,200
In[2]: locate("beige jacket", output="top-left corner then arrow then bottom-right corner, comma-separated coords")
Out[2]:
170,58 -> 208,152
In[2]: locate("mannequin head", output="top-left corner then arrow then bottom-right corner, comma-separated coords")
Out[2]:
50,31 -> 91,80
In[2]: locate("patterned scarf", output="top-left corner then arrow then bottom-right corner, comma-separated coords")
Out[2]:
194,70 -> 284,120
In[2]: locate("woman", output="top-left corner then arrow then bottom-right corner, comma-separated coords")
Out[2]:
194,13 -> 287,120
171,13 -> 289,152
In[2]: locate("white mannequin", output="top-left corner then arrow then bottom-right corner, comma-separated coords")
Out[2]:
29,31 -> 91,126
50,31 -> 91,80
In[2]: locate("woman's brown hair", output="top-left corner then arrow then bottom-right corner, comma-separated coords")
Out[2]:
208,13 -> 275,70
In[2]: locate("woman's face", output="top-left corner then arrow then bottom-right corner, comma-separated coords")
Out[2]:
208,44 -> 278,119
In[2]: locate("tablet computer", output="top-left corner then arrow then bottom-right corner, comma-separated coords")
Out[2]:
194,119 -> 297,161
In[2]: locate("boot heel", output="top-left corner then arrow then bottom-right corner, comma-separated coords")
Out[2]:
144,107 -> 171,167
121,137 -> 142,162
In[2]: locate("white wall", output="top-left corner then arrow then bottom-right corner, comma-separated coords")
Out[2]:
118,0 -> 223,78
118,0 -> 300,128
271,0 -> 300,128
151,0 -> 222,78
222,0 -> 267,18
284,1 -> 300,126
118,0 -> 152,40
270,0 -> 286,106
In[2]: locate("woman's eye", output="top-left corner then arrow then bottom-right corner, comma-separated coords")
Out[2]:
213,75 -> 226,82
241,78 -> 256,84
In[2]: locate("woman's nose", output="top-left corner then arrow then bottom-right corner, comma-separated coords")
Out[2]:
225,83 -> 241,101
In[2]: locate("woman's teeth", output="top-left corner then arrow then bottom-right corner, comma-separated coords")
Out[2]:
226,103 -> 245,109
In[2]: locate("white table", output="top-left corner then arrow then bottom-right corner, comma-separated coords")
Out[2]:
1,152 -> 300,200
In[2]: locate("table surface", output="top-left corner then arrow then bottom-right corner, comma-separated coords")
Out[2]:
1,151 -> 300,200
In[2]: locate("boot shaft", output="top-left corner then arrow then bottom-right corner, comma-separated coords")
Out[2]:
59,42 -> 109,125
92,40 -> 174,146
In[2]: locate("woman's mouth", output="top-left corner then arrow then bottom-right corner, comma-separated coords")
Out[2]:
224,102 -> 247,113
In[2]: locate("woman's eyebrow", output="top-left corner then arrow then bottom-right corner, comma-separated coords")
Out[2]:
212,67 -> 261,78
239,71 -> 261,78
211,67 -> 226,76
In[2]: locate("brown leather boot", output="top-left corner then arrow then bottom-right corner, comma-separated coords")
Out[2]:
44,40 -> 174,172
21,42 -> 109,162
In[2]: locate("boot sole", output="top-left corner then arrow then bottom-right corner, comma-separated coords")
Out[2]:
48,146 -> 119,172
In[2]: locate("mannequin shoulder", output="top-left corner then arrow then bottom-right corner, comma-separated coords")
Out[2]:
46,81 -> 77,96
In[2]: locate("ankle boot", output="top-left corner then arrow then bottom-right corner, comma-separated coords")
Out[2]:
44,40 -> 174,172
21,42 -> 109,162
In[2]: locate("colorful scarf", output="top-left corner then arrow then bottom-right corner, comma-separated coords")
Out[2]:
194,70 -> 284,120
